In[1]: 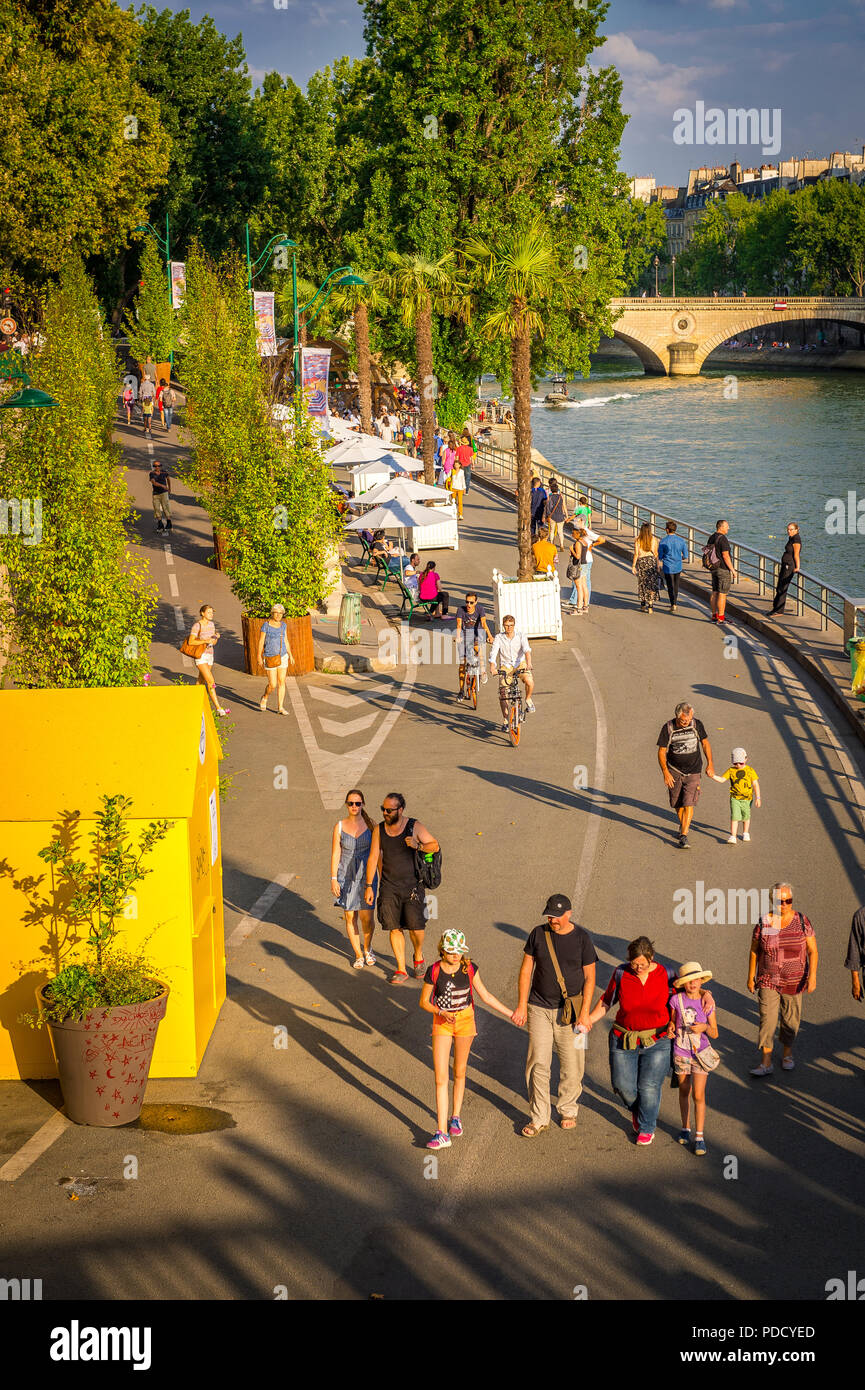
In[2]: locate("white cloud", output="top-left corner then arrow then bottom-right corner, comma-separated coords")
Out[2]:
597,33 -> 707,115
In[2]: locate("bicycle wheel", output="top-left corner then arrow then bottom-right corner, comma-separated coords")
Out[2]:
509,699 -> 521,746
467,673 -> 478,709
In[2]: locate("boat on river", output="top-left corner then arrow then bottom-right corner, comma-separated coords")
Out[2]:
544,374 -> 570,406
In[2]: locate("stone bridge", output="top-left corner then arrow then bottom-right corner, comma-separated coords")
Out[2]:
609,296 -> 865,375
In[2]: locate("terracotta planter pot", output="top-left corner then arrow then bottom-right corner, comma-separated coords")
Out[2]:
39,982 -> 169,1127
212,527 -> 229,572
241,612 -> 314,676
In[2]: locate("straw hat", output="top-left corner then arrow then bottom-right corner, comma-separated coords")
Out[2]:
674,960 -> 713,988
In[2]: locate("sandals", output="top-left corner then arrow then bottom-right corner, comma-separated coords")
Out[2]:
364,951 -> 376,966
521,1123 -> 548,1138
351,957 -> 364,970
560,1117 -> 577,1130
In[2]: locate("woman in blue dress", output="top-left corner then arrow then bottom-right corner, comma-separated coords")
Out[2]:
330,789 -> 378,969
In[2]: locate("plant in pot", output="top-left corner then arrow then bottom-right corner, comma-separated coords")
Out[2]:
21,794 -> 170,1127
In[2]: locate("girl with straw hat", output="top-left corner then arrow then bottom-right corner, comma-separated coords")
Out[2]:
668,961 -> 719,1156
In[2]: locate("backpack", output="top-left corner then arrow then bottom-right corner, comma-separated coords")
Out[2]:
701,534 -> 720,569
406,816 -> 443,889
664,718 -> 700,759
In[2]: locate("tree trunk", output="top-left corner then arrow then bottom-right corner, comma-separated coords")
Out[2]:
512,321 -> 534,580
416,304 -> 436,485
355,303 -> 372,434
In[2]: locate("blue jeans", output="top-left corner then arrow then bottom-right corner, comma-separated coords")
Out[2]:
164,407 -> 173,429
463,466 -> 472,493
564,582 -> 579,605
608,1030 -> 671,1135
585,559 -> 592,603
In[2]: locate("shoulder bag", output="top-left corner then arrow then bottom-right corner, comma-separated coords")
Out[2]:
180,625 -> 207,660
543,929 -> 584,1026
407,817 -> 442,889
265,621 -> 287,669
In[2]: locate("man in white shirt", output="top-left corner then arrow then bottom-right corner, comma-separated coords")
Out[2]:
489,615 -> 536,728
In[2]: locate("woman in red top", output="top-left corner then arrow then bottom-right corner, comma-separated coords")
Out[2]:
587,936 -> 675,1145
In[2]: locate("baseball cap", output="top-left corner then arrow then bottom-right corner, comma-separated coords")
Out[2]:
543,894 -> 571,917
732,747 -> 747,763
442,930 -> 467,955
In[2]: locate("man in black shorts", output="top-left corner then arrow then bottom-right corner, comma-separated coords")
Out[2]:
707,519 -> 736,623
657,702 -> 716,848
365,792 -> 440,984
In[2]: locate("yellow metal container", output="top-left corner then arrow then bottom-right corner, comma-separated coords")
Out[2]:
0,687 -> 226,1079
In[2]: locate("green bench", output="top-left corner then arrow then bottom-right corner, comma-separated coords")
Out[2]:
392,575 -> 438,621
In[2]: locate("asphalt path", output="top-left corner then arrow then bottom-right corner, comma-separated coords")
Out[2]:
1,414 -> 863,1301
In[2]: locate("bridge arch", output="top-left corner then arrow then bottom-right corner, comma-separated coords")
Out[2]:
695,312 -> 865,371
605,330 -> 667,376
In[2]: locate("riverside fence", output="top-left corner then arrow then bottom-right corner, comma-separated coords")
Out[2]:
475,441 -> 865,647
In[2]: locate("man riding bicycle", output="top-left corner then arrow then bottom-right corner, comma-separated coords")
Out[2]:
455,593 -> 494,701
489,615 -> 536,730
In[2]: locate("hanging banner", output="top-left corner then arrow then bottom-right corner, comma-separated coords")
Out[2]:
301,346 -> 331,417
253,291 -> 277,357
169,261 -> 186,309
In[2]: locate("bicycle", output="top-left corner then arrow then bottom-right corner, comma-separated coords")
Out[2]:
461,646 -> 481,709
502,668 -> 525,746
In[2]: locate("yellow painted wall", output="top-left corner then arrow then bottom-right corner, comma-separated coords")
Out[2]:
0,687 -> 226,1079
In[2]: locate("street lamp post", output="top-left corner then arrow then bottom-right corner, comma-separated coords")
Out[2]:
654,255 -> 660,298
672,255 -> 677,298
134,215 -> 173,369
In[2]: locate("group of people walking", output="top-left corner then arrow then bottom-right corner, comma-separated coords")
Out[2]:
327,791 -> 824,1152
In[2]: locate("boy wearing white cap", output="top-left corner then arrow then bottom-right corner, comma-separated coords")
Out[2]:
712,747 -> 761,843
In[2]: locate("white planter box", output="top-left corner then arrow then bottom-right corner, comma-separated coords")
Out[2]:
492,567 -> 562,640
411,504 -> 460,552
350,463 -> 392,497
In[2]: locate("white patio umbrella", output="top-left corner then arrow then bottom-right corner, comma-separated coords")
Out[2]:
326,437 -> 407,466
346,454 -> 423,482
345,498 -> 441,577
353,476 -> 451,506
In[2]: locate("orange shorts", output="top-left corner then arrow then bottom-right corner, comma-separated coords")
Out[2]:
432,1006 -> 476,1039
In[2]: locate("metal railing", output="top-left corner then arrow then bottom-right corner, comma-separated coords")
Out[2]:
475,441 -> 865,646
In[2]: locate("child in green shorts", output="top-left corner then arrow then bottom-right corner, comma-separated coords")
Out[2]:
711,746 -> 761,843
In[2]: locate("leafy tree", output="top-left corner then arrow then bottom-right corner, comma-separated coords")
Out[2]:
134,6 -> 266,257
123,236 -> 175,365
735,191 -> 799,294
327,273 -> 390,433
464,217 -> 574,578
0,259 -> 158,686
791,181 -> 865,296
0,0 -> 169,283
677,195 -> 753,294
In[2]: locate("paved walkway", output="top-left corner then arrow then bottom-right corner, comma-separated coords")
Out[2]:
1,411 -> 864,1300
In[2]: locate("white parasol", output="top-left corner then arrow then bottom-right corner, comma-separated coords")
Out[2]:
345,498 -> 442,577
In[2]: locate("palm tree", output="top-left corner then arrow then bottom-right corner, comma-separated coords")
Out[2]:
463,218 -> 570,579
382,252 -> 471,484
328,273 -> 389,434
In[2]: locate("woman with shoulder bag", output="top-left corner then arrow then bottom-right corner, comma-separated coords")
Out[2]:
667,961 -> 719,1156
257,603 -> 293,714
563,533 -> 584,613
186,604 -> 229,717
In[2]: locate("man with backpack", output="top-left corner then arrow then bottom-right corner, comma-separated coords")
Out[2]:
544,478 -> 568,549
365,792 -> 440,984
512,894 -> 597,1137
657,702 -> 716,849
703,519 -> 736,623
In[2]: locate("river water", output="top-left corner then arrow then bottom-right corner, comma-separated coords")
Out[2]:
480,364 -> 865,597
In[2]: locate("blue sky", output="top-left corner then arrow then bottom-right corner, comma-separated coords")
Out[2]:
159,0 -> 865,185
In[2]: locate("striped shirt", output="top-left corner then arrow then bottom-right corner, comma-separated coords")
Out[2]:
752,912 -> 814,995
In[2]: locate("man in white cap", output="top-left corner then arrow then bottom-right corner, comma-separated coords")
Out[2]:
711,747 -> 761,843
512,894 -> 597,1137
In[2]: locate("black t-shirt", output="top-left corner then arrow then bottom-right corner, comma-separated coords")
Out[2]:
710,531 -> 731,567
149,469 -> 169,494
657,717 -> 708,775
424,960 -> 474,1011
457,603 -> 486,632
524,924 -> 598,1008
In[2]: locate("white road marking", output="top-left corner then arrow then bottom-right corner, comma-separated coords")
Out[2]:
286,668 -> 417,811
308,684 -> 392,707
168,573 -> 180,598
146,439 -> 154,456
226,873 -> 296,951
0,1110 -> 71,1182
173,605 -> 186,632
318,712 -> 379,738
164,544 -> 174,567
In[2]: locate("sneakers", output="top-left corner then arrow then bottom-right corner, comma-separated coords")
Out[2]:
456,692 -> 465,702
501,720 -> 509,731
426,1131 -> 451,1150
448,1116 -> 463,1138
694,1137 -> 707,1156
750,1061 -> 774,1077
677,1127 -> 691,1145
389,970 -> 409,985
716,614 -> 727,624
742,831 -> 751,842
710,613 -> 718,622
726,835 -> 738,844
781,1056 -> 795,1071
671,604 -> 678,613
525,699 -> 536,714
678,834 -> 690,849
156,521 -> 164,533
413,958 -> 425,979
166,520 -> 172,532
636,1132 -> 654,1146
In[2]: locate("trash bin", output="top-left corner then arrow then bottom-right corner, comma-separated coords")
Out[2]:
338,592 -> 362,645
847,637 -> 865,701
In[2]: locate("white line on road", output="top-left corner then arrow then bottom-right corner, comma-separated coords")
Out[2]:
164,544 -> 174,567
0,1110 -> 71,1182
146,439 -> 154,456
168,572 -> 180,598
226,873 -> 297,952
173,605 -> 186,632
